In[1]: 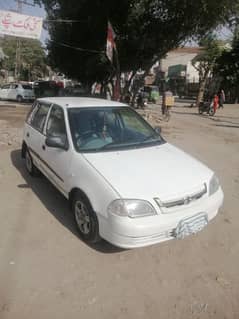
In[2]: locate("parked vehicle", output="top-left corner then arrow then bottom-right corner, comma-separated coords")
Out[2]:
0,82 -> 35,102
144,85 -> 160,103
136,90 -> 148,109
33,80 -> 61,98
22,97 -> 223,248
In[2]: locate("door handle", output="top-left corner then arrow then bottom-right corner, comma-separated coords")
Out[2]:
26,132 -> 30,138
42,145 -> 46,150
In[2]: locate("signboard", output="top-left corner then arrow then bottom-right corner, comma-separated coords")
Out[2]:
0,10 -> 43,40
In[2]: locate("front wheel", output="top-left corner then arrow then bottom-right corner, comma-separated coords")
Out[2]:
17,95 -> 23,103
72,193 -> 101,244
25,148 -> 39,176
209,108 -> 215,116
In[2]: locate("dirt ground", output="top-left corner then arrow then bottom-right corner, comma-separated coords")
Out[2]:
0,101 -> 239,319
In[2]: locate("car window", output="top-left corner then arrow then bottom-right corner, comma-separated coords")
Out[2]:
10,84 -> 18,89
46,105 -> 67,138
2,84 -> 10,89
30,103 -> 51,133
26,101 -> 39,124
22,84 -> 32,90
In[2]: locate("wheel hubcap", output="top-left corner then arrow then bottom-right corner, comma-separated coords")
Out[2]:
75,201 -> 90,234
26,151 -> 32,172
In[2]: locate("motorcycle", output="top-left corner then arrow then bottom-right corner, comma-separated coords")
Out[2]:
198,100 -> 215,116
136,94 -> 148,109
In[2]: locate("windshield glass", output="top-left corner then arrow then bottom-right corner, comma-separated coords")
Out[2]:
68,107 -> 164,152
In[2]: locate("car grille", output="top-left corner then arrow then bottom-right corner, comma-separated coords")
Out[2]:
154,183 -> 207,214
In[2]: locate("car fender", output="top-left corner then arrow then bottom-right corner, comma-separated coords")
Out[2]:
68,152 -> 120,219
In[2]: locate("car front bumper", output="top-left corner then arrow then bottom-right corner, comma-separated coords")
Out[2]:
99,188 -> 224,248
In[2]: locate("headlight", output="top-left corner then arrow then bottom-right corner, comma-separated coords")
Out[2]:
209,174 -> 220,196
107,199 -> 157,218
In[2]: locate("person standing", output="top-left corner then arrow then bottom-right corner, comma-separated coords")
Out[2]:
218,89 -> 225,108
213,94 -> 219,114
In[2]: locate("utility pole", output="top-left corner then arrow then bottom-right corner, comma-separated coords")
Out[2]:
14,0 -> 35,80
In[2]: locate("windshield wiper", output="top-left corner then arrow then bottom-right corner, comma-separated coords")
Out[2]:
99,142 -> 121,150
141,133 -> 159,142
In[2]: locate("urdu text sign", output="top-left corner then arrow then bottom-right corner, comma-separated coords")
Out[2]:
0,10 -> 43,40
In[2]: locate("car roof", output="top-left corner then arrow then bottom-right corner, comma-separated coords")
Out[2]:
37,97 -> 128,109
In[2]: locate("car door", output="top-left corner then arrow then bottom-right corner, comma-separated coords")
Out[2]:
8,84 -> 18,100
25,101 -> 51,171
0,84 -> 10,99
42,104 -> 71,196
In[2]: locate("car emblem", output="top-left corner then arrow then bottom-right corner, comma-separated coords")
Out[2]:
183,196 -> 192,205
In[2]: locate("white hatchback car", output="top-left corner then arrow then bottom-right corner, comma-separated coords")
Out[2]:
22,97 -> 223,248
0,83 -> 35,102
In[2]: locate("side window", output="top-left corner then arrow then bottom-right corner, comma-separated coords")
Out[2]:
46,105 -> 67,138
30,103 -> 51,133
26,101 -> 39,124
2,84 -> 10,89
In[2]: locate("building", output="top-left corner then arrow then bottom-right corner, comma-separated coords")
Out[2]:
160,47 -> 202,97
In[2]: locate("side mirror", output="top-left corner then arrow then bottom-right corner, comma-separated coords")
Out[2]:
45,135 -> 68,150
154,126 -> 161,134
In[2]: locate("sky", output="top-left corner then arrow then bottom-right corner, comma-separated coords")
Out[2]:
0,0 -> 48,43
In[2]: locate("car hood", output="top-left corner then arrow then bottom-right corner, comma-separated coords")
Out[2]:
83,143 -> 213,200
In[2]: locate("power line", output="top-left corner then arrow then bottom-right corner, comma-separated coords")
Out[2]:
45,19 -> 88,23
48,39 -> 104,54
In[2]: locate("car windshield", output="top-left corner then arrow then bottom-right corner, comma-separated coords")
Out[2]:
68,107 -> 164,152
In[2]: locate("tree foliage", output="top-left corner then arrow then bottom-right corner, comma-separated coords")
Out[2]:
0,36 -> 47,81
36,0 -> 239,87
215,27 -> 239,101
192,34 -> 226,105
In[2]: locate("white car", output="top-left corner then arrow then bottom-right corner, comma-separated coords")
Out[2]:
0,83 -> 35,102
22,97 -> 223,248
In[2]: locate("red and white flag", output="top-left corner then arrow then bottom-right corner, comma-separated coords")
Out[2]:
106,22 -> 116,62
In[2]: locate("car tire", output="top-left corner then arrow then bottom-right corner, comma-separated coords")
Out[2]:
17,95 -> 23,103
25,148 -> 39,176
209,108 -> 215,116
72,192 -> 101,244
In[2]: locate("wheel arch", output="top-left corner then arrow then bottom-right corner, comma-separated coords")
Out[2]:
69,187 -> 93,211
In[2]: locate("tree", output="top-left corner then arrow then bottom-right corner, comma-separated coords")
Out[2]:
215,26 -> 239,102
192,35 -> 226,107
36,0 -> 239,93
0,36 -> 47,81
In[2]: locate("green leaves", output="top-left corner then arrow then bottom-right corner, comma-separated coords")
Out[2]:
37,0 -> 239,85
0,37 -> 46,80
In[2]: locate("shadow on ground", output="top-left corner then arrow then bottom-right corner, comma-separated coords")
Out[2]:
172,109 -> 239,126
214,124 -> 239,129
10,149 -> 124,254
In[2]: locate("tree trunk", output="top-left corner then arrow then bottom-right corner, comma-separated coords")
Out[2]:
196,71 -> 210,108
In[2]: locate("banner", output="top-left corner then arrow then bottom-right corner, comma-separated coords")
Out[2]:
0,10 -> 43,40
106,22 -> 116,62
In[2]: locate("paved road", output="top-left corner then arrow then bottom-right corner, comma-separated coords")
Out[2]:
0,104 -> 239,319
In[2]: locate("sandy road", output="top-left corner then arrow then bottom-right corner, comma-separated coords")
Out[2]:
0,102 -> 239,319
